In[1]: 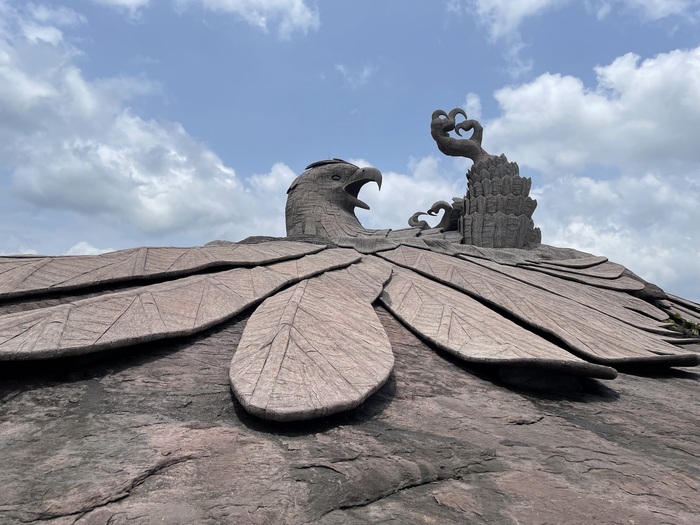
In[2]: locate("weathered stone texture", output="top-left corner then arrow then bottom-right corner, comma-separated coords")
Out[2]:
230,258 -> 394,421
0,249 -> 361,360
461,155 -> 542,248
1,309 -> 698,524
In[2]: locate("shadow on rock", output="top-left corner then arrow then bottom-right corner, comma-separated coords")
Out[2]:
615,365 -> 700,380
0,310 -> 251,396
432,345 -> 620,402
232,374 -> 397,437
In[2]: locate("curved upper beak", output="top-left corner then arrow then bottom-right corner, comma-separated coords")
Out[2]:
343,167 -> 383,210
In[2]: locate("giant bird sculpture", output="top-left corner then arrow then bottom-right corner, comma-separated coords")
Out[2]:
1,112 -> 698,423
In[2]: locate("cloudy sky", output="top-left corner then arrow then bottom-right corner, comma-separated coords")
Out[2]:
1,0 -> 699,301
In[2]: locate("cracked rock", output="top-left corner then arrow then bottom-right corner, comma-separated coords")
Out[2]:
1,308 -> 699,524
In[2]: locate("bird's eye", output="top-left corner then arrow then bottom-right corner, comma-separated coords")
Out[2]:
331,174 -> 341,181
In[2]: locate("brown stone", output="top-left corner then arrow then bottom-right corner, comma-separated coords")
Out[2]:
1,309 -> 698,524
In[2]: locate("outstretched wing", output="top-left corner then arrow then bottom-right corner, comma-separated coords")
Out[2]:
380,245 -> 698,368
661,294 -> 700,326
230,237 -> 698,422
381,266 -> 617,379
0,244 -> 360,359
1,237 -> 698,423
0,241 -> 322,299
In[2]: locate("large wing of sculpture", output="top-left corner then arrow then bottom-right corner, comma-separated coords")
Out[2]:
1,236 -> 698,421
0,246 -> 361,359
2,137 -> 699,422
0,241 -> 325,299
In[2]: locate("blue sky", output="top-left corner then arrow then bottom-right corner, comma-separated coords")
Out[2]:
1,0 -> 699,301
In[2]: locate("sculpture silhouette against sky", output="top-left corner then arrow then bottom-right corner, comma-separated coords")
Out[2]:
1,111 -> 698,422
411,108 -> 541,248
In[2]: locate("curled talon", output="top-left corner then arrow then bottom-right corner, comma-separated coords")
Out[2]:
408,211 -> 430,230
427,201 -> 453,230
408,201 -> 453,231
431,107 -> 493,165
427,200 -> 452,216
448,108 -> 467,121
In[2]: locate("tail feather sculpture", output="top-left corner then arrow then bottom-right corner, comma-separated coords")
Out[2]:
411,108 -> 540,248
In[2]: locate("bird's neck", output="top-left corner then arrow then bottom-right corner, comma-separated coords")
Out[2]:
286,195 -> 365,242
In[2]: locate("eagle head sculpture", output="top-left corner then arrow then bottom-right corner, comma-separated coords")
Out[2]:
285,159 -> 382,241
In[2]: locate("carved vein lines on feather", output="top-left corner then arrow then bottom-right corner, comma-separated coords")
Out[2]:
93,294 -> 142,347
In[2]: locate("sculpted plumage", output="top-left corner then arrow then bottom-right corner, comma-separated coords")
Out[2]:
1,114 -> 698,423
285,159 -> 384,240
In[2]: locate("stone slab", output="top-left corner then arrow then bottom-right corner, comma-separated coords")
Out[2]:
381,267 -> 616,379
0,241 -> 324,299
230,258 -> 394,421
381,246 -> 699,368
0,249 -> 360,360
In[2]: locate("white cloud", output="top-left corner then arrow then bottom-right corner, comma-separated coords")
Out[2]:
2,3 -> 86,47
0,247 -> 38,256
28,4 -> 87,26
464,0 -> 568,41
445,0 -> 567,78
65,241 -> 115,255
501,40 -> 534,78
460,0 -> 699,38
462,92 -> 482,120
356,156 -> 466,231
346,157 -> 372,169
533,173 -> 700,300
335,63 -> 376,88
0,3 -> 294,252
11,113 -> 243,234
86,0 -> 320,36
439,1 -> 536,77
611,0 -> 699,20
487,48 -> 700,172
90,0 -> 151,6
175,0 -> 320,37
446,0 -> 462,13
484,46 -> 700,300
452,0 -> 699,78
589,1 -> 613,19
89,0 -> 151,18
20,23 -> 64,45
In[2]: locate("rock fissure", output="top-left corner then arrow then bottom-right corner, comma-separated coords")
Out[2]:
32,455 -> 197,523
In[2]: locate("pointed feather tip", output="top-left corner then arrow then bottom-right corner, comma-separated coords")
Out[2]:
493,360 -> 618,380
575,363 -> 618,380
612,352 -> 700,371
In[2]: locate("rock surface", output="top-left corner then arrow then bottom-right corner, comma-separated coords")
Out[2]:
2,303 -> 698,524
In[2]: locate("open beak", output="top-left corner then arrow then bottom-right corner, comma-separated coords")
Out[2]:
343,167 -> 383,210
